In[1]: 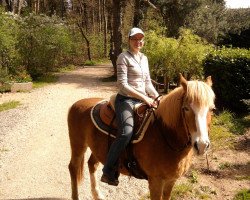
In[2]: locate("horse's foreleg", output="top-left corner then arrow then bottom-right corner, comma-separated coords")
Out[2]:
88,153 -> 104,200
148,177 -> 164,200
162,180 -> 175,200
68,147 -> 86,200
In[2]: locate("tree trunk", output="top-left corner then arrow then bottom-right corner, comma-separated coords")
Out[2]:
133,0 -> 141,27
77,22 -> 92,61
111,0 -> 125,77
164,74 -> 169,93
5,0 -> 12,12
102,0 -> 108,57
12,0 -> 17,14
18,0 -> 24,15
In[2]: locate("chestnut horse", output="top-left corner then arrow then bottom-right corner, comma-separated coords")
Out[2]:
67,75 -> 215,200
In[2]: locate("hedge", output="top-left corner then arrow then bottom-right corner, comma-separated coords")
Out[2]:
203,48 -> 250,113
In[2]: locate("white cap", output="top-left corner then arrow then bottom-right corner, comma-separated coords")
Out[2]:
128,27 -> 144,37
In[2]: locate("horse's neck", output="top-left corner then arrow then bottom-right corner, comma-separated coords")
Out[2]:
155,118 -> 190,150
146,119 -> 193,176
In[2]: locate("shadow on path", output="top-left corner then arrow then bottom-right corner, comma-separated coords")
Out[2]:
57,65 -> 116,90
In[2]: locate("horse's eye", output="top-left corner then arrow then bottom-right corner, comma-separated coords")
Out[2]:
210,107 -> 216,112
209,107 -> 216,115
183,106 -> 189,111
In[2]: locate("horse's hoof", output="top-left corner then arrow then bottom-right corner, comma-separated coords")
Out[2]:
94,193 -> 105,200
92,188 -> 105,200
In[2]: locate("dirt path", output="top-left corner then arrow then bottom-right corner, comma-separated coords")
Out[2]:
0,65 -> 148,200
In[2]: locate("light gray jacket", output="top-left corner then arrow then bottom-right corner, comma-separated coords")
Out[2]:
116,51 -> 159,99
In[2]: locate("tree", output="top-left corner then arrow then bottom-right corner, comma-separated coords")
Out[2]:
151,0 -> 202,38
219,8 -> 250,48
109,0 -> 126,76
185,0 -> 228,44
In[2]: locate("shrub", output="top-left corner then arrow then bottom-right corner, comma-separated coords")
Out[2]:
17,14 -> 78,79
204,47 -> 250,113
0,10 -> 20,83
144,29 -> 212,85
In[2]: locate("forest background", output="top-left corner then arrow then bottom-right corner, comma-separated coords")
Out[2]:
0,0 -> 249,113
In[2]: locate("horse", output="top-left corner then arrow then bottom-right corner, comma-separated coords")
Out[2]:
67,74 -> 215,200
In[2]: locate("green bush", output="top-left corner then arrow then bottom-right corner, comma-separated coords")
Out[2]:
17,14 -> 78,79
0,10 -> 20,83
144,29 -> 212,83
89,33 -> 106,58
204,47 -> 250,113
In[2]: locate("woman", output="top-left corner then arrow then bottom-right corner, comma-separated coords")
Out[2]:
101,27 -> 159,186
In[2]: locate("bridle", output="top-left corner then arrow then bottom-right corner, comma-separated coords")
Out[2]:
160,95 -> 192,152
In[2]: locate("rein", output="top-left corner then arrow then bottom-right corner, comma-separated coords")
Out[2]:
135,95 -> 162,134
160,95 -> 192,152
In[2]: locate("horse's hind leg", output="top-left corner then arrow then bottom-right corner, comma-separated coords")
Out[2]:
88,153 -> 104,200
68,146 -> 87,200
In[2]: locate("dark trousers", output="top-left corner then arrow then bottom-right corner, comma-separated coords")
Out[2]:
102,94 -> 141,178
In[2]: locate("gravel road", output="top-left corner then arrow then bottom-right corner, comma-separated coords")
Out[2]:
0,65 -> 149,200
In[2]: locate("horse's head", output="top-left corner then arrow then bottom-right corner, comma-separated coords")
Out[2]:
180,74 -> 215,155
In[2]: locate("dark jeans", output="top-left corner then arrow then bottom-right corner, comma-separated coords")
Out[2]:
102,94 -> 141,178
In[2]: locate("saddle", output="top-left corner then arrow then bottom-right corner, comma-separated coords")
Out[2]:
97,94 -> 154,142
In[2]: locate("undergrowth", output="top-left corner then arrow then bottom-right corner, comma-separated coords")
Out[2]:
210,110 -> 249,150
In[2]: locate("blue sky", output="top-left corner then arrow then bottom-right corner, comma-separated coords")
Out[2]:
225,0 -> 250,8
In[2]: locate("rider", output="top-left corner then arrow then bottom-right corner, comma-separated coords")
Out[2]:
101,27 -> 159,186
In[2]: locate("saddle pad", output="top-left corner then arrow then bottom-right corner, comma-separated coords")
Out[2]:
91,100 -> 154,143
91,100 -> 116,138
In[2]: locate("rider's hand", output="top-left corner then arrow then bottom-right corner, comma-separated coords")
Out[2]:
144,96 -> 157,108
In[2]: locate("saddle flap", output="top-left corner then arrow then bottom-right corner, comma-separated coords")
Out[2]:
99,102 -> 117,127
135,103 -> 148,118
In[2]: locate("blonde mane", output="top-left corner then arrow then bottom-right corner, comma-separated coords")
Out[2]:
156,80 -> 215,128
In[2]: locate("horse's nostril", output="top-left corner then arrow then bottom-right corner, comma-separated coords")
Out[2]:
207,142 -> 210,149
194,141 -> 199,152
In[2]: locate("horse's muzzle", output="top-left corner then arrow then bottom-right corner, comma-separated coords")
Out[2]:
194,140 -> 210,155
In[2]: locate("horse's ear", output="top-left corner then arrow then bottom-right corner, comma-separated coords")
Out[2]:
205,76 -> 213,87
179,73 -> 187,92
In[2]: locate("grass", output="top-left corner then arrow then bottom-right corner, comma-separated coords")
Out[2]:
233,189 -> 250,200
210,110 -> 250,150
33,65 -> 80,88
84,60 -> 97,66
139,182 -> 195,200
218,162 -> 232,170
196,185 -> 217,199
170,183 -> 193,200
0,101 -> 21,112
235,175 -> 250,181
187,170 -> 199,184
33,74 -> 58,88
81,58 -> 112,66
57,64 -> 77,72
